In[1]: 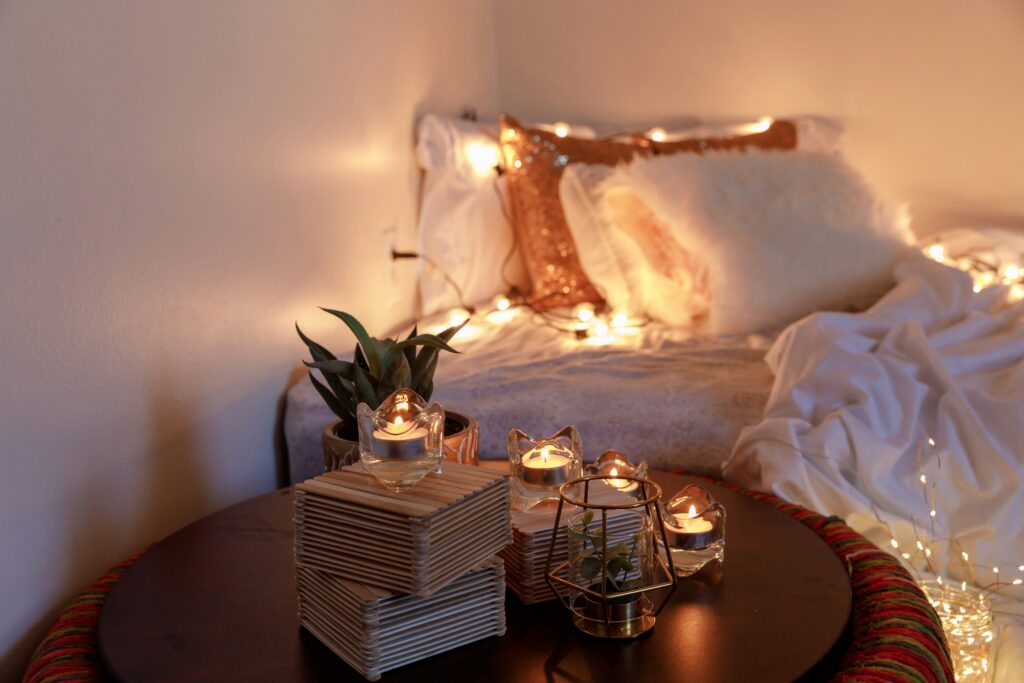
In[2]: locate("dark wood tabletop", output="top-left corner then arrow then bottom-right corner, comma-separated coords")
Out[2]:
98,471 -> 851,682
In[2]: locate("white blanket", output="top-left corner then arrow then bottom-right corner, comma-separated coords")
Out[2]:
723,247 -> 1024,680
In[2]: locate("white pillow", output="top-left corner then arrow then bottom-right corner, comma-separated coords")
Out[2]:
610,149 -> 913,335
414,114 -> 594,315
560,163 -> 709,326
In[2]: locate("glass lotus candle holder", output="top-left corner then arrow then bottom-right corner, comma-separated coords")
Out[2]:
920,580 -> 996,683
357,388 -> 444,492
661,484 -> 726,577
584,450 -> 649,496
508,426 -> 583,511
546,475 -> 676,639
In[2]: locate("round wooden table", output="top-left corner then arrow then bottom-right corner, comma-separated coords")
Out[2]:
98,472 -> 851,682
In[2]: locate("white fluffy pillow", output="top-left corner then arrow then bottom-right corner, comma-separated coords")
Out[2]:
610,149 -> 912,335
560,163 -> 709,326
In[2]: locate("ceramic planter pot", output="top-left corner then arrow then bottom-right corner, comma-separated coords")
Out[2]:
322,409 -> 479,472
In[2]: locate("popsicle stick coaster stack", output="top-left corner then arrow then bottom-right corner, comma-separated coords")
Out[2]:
295,461 -> 510,596
294,460 -> 511,680
500,483 -> 637,604
297,558 -> 507,681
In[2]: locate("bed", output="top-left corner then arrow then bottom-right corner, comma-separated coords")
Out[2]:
285,312 -> 775,482
286,112 -> 1024,682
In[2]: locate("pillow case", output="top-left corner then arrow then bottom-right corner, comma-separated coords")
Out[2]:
608,149 -> 913,335
500,114 -> 800,310
560,163 -> 709,326
414,114 -> 596,315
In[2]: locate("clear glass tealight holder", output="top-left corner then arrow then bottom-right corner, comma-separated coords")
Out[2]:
507,426 -> 583,511
357,388 -> 444,492
584,450 -> 649,497
661,484 -> 726,577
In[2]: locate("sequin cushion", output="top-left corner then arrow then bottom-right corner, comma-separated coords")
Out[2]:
500,114 -> 799,310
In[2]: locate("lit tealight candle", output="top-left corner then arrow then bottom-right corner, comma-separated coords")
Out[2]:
672,505 -> 714,534
521,445 -> 574,486
371,413 -> 429,459
605,466 -> 638,493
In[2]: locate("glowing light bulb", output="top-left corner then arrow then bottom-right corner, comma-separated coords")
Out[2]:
553,122 -> 570,138
647,127 -> 667,142
747,116 -> 774,134
927,244 -> 946,263
513,158 -> 522,169
927,437 -> 936,447
591,320 -> 610,338
448,307 -> 471,327
891,539 -> 900,549
962,551 -> 970,562
610,311 -> 629,329
573,302 -> 595,323
1003,264 -> 1021,281
1009,283 -> 1024,302
930,510 -> 937,518
1014,579 -> 1023,585
494,295 -> 511,311
464,141 -> 500,177
920,474 -> 927,484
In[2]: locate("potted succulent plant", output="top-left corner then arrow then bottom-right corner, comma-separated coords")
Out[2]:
296,308 -> 479,471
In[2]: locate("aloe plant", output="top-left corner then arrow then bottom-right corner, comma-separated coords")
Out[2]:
296,308 -> 464,440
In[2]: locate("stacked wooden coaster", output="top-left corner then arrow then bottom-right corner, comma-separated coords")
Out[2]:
297,558 -> 507,681
294,460 -> 511,680
501,483 -> 636,604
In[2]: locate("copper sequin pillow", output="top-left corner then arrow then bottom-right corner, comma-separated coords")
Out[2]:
500,114 -> 799,310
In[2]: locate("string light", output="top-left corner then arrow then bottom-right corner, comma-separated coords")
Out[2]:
464,141 -> 500,177
494,295 -> 511,312
926,243 -> 946,262
553,122 -> 570,138
647,127 -> 667,142
746,116 -> 774,134
610,310 -> 630,329
572,302 -> 596,325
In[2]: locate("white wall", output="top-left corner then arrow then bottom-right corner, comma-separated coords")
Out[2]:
496,0 -> 1024,234
0,1 -> 496,677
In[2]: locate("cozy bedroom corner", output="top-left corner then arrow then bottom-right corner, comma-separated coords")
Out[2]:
3,2 -> 1023,682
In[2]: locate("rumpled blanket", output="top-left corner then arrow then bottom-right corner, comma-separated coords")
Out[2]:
724,243 -> 1024,681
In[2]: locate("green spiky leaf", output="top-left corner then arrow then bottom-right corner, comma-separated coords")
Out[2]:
352,360 -> 379,409
302,359 -> 355,379
319,308 -> 380,376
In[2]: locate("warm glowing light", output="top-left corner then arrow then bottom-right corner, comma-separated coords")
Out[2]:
1009,283 -> 1024,302
930,509 -> 937,518
962,551 -> 970,562
553,122 -> 571,138
926,243 -> 946,263
647,127 -> 667,142
448,307 -> 471,327
928,437 -> 936,447
891,538 -> 900,549
746,116 -> 774,134
495,295 -> 511,311
1014,579 -> 1023,585
573,302 -> 596,323
610,311 -> 630,329
687,504 -> 697,518
1002,264 -> 1021,281
920,474 -> 927,484
591,321 -> 609,338
513,159 -> 522,169
503,128 -> 517,140
464,141 -> 501,177
993,566 -> 999,574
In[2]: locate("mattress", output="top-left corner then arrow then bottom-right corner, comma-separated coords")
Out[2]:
284,308 -> 774,484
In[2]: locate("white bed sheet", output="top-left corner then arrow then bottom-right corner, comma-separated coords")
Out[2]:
285,310 -> 774,483
724,231 -> 1024,682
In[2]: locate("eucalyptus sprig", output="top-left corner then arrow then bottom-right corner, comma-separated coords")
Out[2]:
296,309 -> 465,440
574,510 -> 645,593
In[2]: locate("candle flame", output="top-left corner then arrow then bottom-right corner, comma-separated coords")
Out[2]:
687,504 -> 697,519
609,467 -> 618,477
393,415 -> 404,426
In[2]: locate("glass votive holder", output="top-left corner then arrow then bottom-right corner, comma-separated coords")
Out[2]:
356,388 -> 444,492
584,450 -> 649,497
661,484 -> 726,577
507,426 -> 582,511
920,580 -> 995,683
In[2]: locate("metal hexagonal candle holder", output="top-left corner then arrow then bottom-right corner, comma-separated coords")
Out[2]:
545,475 -> 676,639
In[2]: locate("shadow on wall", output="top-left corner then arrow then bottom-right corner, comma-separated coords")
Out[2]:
275,364 -> 308,488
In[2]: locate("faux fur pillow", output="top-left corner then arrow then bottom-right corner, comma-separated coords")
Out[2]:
610,149 -> 913,335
